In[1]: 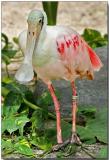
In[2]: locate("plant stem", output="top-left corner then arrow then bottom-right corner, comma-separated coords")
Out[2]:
23,98 -> 71,122
42,2 -> 58,25
23,98 -> 42,110
23,98 -> 56,119
5,64 -> 10,78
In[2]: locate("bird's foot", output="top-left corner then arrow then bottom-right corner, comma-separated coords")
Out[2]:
70,132 -> 82,145
52,133 -> 81,152
52,139 -> 70,151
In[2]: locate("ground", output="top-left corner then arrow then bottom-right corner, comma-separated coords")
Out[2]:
2,1 -> 107,40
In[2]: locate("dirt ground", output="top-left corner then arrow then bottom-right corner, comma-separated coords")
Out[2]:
2,1 -> 107,40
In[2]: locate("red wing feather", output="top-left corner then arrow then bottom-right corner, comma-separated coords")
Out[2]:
56,34 -> 79,58
86,44 -> 103,71
56,34 -> 103,71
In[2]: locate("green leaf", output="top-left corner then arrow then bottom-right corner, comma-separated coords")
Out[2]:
78,108 -> 107,144
37,89 -> 60,107
2,54 -> 11,64
96,146 -> 107,158
1,33 -> 18,63
86,108 -> 107,143
1,33 -> 9,49
13,37 -> 19,44
30,136 -> 52,151
2,115 -> 29,135
2,104 -> 20,118
2,139 -> 13,150
2,49 -> 17,58
30,109 -> 45,136
3,92 -> 22,117
1,139 -> 14,154
2,76 -> 13,84
37,91 -> 53,107
82,28 -> 101,41
82,28 -> 108,48
4,92 -> 22,107
78,105 -> 96,119
2,81 -> 32,98
14,139 -> 34,156
2,86 -> 10,97
36,136 -> 52,150
15,115 -> 30,136
2,117 -> 19,134
104,34 -> 108,41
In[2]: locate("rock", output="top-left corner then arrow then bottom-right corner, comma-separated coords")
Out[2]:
34,46 -> 107,117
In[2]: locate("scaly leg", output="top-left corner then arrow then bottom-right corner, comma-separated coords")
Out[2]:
70,81 -> 81,144
48,84 -> 63,145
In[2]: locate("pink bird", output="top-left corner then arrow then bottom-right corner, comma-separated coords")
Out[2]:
15,10 -> 103,150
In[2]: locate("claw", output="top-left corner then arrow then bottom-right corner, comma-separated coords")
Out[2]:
52,133 -> 81,152
52,144 -> 63,151
52,139 -> 70,151
70,132 -> 82,144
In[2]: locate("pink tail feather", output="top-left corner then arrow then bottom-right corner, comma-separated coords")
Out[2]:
86,44 -> 103,71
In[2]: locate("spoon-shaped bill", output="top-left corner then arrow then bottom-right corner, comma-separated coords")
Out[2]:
15,25 -> 40,83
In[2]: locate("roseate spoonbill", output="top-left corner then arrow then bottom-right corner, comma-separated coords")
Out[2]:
15,10 -> 103,150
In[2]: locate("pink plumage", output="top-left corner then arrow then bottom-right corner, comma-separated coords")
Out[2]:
86,44 -> 103,71
56,33 -> 103,80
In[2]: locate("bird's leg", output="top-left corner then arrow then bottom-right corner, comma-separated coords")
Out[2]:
48,84 -> 63,145
70,81 -> 81,144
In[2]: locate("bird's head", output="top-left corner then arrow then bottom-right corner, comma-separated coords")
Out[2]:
27,10 -> 44,39
25,10 -> 45,62
15,10 -> 46,84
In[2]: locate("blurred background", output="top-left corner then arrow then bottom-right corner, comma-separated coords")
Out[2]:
2,1 -> 107,39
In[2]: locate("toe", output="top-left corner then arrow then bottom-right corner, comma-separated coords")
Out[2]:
70,132 -> 81,144
52,140 -> 70,151
52,143 -> 63,151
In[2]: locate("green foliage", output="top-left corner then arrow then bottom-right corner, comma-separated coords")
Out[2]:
30,135 -> 52,151
30,110 -> 45,134
1,33 -> 18,65
78,105 -> 96,119
77,107 -> 107,144
14,139 -> 34,156
42,1 -> 58,25
82,28 -> 108,48
2,77 -> 53,156
2,139 -> 14,154
2,138 -> 34,156
2,83 -> 30,135
96,146 -> 107,159
37,89 -> 60,107
3,93 -> 22,115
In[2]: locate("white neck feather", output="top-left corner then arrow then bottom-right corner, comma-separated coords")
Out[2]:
38,10 -> 47,43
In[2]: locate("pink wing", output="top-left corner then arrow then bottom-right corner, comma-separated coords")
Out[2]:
85,43 -> 103,71
56,34 -> 103,71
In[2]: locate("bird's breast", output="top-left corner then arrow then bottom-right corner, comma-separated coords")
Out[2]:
32,35 -> 58,67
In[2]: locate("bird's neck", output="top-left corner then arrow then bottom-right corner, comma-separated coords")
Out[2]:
37,11 -> 47,44
38,24 -> 46,43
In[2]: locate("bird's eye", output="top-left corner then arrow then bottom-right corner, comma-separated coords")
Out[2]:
39,19 -> 42,23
